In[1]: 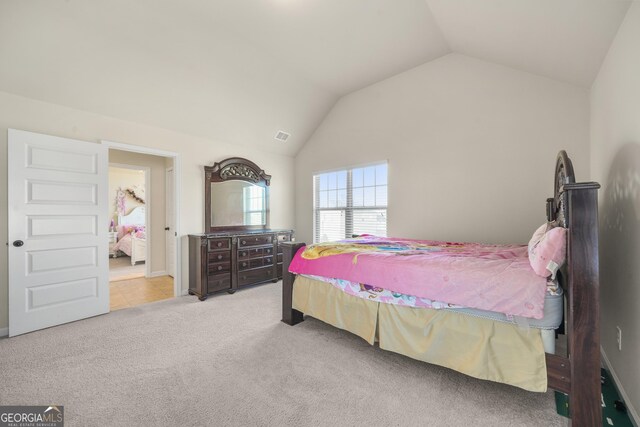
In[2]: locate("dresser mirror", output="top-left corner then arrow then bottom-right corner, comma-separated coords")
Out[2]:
204,157 -> 271,232
210,181 -> 266,227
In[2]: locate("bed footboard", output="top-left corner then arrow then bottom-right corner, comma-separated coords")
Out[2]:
281,241 -> 305,325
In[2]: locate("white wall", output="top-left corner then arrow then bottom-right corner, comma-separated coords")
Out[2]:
590,2 -> 640,420
0,91 -> 295,331
109,150 -> 167,275
295,53 -> 590,245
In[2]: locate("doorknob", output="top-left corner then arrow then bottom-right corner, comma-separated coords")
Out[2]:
13,240 -> 24,247
164,227 -> 170,231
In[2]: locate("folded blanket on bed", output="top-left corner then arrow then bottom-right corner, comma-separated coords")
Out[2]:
288,235 -> 548,319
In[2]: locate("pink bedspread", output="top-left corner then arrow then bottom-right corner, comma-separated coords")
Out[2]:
288,236 -> 548,319
113,234 -> 133,257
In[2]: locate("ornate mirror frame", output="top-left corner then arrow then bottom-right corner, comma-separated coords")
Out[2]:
204,157 -> 271,233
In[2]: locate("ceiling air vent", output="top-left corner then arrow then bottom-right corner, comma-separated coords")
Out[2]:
274,130 -> 290,142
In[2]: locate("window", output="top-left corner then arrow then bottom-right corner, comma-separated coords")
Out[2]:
243,185 -> 265,225
313,163 -> 387,243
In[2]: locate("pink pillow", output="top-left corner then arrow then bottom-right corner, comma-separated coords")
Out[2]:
528,223 -> 567,277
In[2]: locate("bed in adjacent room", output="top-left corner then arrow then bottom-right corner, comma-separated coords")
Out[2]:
281,151 -> 601,426
113,206 -> 147,266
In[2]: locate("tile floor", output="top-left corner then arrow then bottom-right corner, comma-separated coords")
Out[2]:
110,275 -> 174,311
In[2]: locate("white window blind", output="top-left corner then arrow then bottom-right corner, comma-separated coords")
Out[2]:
313,163 -> 387,243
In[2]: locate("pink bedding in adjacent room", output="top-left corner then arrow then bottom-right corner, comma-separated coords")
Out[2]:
113,234 -> 134,257
288,235 -> 548,319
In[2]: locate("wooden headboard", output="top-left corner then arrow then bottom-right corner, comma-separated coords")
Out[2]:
547,150 -> 577,228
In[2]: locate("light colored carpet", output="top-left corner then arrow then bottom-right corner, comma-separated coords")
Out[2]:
109,255 -> 145,281
0,282 -> 565,426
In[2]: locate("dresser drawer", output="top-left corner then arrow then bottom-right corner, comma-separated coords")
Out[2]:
263,247 -> 273,256
238,266 -> 274,287
239,235 -> 273,248
208,238 -> 230,251
251,258 -> 265,269
239,258 -> 269,270
208,251 -> 230,263
208,261 -> 231,275
238,247 -> 262,259
277,233 -> 291,243
239,259 -> 251,271
208,274 -> 231,293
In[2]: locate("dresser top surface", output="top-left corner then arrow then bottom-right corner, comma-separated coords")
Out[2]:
189,229 -> 293,238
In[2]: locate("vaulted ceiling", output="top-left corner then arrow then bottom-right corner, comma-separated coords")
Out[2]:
426,0 -> 632,87
0,0 -> 632,155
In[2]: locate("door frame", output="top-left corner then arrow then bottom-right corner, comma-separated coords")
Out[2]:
165,166 -> 175,278
101,140 -> 182,298
108,162 -> 151,279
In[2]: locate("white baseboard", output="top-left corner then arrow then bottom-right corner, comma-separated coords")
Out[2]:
180,289 -> 189,296
149,271 -> 168,278
601,346 -> 639,427
0,327 -> 8,338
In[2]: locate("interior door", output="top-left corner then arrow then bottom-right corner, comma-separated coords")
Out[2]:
8,129 -> 109,337
165,167 -> 175,277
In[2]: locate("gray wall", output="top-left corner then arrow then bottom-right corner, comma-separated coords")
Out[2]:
590,2 -> 640,420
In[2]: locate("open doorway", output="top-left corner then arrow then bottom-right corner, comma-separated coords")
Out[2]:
108,164 -> 148,281
107,148 -> 178,311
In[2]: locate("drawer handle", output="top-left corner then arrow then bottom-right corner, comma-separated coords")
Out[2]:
255,237 -> 259,241
217,242 -> 222,247
217,265 -> 223,271
218,255 -> 223,260
242,262 -> 247,267
242,251 -> 247,256
242,240 -> 246,245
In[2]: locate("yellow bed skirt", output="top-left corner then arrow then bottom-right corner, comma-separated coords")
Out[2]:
292,276 -> 547,392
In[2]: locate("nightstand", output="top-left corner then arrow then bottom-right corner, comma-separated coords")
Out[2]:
108,231 -> 118,258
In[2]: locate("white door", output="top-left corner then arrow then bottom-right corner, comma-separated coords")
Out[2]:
8,129 -> 109,337
165,167 -> 175,277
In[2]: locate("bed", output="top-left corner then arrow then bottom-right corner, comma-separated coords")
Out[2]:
113,206 -> 147,266
281,151 -> 600,426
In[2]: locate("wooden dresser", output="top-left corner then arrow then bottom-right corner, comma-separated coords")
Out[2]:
188,229 -> 294,300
